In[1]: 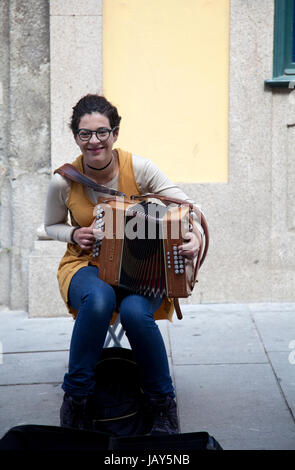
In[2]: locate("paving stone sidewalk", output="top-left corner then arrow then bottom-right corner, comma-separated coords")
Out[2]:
0,303 -> 295,450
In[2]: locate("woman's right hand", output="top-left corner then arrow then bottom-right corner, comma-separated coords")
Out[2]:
72,226 -> 95,251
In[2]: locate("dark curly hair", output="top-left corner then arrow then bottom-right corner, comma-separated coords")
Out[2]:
70,94 -> 121,135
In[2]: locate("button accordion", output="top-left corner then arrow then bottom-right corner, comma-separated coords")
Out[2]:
91,196 -> 208,300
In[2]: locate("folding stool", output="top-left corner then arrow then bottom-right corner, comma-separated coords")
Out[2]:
103,314 -> 125,348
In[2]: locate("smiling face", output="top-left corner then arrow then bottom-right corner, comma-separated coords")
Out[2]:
75,112 -> 119,170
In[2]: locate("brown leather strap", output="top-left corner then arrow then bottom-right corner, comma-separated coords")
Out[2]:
174,299 -> 183,320
54,163 -> 126,198
131,192 -> 195,207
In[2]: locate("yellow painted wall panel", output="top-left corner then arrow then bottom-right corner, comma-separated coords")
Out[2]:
103,0 -> 229,183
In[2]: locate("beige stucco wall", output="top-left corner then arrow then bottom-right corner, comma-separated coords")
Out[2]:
0,0 -> 294,316
103,0 -> 229,184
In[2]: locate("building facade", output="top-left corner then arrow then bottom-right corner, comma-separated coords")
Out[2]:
0,0 -> 294,316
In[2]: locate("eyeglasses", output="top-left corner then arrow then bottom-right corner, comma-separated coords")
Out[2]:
77,127 -> 117,142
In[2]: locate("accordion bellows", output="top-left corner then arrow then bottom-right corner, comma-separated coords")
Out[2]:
92,198 -> 203,299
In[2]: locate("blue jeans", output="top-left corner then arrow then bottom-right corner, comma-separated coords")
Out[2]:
62,265 -> 174,399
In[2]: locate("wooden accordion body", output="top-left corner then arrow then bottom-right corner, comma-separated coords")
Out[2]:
92,198 -> 205,299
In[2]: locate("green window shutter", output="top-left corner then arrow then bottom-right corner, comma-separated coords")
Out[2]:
266,0 -> 295,87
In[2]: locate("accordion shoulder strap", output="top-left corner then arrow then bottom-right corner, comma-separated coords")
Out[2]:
54,163 -> 126,198
174,299 -> 183,320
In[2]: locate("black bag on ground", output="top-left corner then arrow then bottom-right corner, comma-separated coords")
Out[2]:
0,424 -> 222,452
0,424 -> 109,452
88,347 -> 152,436
111,430 -> 223,451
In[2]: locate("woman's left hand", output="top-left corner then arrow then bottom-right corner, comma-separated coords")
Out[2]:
178,231 -> 200,260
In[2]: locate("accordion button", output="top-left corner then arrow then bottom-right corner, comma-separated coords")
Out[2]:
180,269 -> 184,274
175,269 -> 179,274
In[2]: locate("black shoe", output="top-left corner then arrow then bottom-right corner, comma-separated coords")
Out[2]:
60,393 -> 92,430
149,395 -> 179,435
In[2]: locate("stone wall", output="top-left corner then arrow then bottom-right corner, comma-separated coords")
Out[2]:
29,0 -> 103,316
0,0 -> 11,308
0,0 -> 51,310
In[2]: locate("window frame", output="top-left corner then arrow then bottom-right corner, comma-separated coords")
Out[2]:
265,0 -> 295,87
